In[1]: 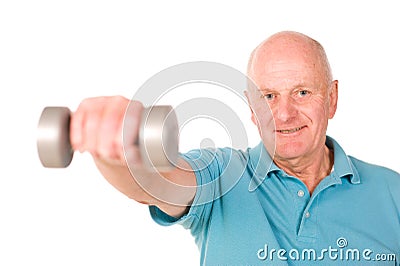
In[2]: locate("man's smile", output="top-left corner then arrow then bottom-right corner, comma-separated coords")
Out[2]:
275,125 -> 307,134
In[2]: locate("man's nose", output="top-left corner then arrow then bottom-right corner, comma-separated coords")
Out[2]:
275,97 -> 298,122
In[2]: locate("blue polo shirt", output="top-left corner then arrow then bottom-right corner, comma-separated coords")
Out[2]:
150,136 -> 400,265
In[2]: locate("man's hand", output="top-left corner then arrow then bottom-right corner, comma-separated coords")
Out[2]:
70,96 -> 141,166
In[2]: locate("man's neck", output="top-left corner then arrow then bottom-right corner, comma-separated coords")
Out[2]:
274,146 -> 334,194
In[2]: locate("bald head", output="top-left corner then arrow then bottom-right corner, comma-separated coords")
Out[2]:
247,31 -> 332,88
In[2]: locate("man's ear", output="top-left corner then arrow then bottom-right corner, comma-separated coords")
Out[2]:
244,90 -> 257,125
328,80 -> 338,119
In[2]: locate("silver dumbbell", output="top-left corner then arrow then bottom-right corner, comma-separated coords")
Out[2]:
37,106 -> 179,170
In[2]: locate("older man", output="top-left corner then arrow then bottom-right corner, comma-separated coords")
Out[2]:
70,31 -> 399,265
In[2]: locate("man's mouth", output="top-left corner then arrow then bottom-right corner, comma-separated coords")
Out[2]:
276,126 -> 306,134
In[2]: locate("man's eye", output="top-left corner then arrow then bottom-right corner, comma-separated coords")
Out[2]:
262,93 -> 275,100
298,90 -> 310,97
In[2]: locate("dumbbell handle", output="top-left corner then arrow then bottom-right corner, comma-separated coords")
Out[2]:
37,106 -> 179,170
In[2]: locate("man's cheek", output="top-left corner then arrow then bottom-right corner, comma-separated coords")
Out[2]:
258,117 -> 276,140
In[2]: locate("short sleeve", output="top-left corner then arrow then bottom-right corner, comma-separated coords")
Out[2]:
148,148 -> 228,245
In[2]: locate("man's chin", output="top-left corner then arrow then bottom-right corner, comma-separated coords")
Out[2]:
273,143 -> 307,161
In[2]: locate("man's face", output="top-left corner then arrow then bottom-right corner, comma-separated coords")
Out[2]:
247,45 -> 338,162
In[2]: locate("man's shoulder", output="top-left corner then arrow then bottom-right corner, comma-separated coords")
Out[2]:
348,155 -> 400,185
182,146 -> 249,172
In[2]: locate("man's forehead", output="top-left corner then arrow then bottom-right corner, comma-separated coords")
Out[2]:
257,78 -> 310,91
251,50 -> 324,84
254,63 -> 318,82
261,59 -> 315,74
250,67 -> 323,93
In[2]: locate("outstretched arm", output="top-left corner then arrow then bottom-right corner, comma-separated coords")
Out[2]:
70,96 -> 196,218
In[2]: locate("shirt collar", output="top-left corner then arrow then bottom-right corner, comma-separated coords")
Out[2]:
325,136 -> 360,184
248,136 -> 360,191
248,142 -> 277,191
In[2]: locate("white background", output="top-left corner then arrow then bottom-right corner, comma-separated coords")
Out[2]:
0,1 -> 399,265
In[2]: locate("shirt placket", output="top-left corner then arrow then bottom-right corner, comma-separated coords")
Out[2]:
284,174 -> 341,243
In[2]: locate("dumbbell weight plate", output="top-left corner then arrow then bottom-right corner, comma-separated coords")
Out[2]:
37,107 -> 74,168
139,105 -> 179,171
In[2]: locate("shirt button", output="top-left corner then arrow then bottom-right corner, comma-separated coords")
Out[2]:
297,190 -> 305,197
305,211 -> 311,218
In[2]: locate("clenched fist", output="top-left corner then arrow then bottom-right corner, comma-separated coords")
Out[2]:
70,96 -> 143,166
